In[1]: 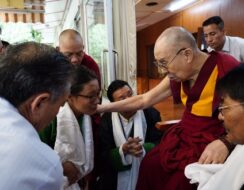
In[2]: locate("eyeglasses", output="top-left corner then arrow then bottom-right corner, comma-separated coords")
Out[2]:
154,48 -> 187,70
77,91 -> 102,101
218,102 -> 244,115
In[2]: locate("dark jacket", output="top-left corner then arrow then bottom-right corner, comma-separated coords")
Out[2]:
96,107 -> 163,190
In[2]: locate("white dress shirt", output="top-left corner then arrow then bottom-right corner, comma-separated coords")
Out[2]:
0,97 -> 63,190
208,35 -> 244,62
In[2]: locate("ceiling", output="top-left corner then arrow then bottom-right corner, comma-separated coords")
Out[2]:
136,0 -> 201,31
0,0 -> 200,43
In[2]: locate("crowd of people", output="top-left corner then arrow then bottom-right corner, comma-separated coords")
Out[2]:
0,15 -> 244,190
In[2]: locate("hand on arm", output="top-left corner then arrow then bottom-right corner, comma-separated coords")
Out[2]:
198,139 -> 229,164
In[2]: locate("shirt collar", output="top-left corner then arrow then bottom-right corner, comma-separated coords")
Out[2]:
222,36 -> 230,52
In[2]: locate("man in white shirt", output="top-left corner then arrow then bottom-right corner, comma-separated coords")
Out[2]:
0,42 -> 73,190
202,16 -> 244,62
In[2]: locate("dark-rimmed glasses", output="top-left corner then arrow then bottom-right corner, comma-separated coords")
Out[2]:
218,102 -> 244,115
77,91 -> 102,101
154,48 -> 187,70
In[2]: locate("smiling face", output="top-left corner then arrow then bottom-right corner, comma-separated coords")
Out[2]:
218,95 -> 244,144
68,79 -> 100,116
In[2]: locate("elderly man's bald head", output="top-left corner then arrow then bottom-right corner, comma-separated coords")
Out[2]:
155,27 -> 198,55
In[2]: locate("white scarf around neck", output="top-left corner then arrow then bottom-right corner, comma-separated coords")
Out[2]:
54,102 -> 94,190
112,110 -> 147,190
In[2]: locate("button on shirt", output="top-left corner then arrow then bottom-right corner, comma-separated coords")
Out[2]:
0,98 -> 63,190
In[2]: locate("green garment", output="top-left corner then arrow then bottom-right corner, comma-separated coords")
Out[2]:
39,116 -> 84,149
110,142 -> 155,171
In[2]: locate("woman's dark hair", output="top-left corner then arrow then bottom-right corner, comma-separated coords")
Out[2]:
70,65 -> 98,95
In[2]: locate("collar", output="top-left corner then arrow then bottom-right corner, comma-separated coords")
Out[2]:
222,36 -> 230,53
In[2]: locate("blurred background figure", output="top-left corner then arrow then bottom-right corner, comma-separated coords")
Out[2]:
202,16 -> 244,62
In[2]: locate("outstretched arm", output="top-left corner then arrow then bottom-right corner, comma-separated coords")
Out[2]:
98,76 -> 172,113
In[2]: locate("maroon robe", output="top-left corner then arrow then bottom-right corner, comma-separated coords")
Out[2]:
136,52 -> 239,190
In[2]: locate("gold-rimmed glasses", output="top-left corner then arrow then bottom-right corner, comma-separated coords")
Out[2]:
218,102 -> 244,115
154,48 -> 187,70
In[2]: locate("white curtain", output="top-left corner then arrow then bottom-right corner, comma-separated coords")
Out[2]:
112,0 -> 137,93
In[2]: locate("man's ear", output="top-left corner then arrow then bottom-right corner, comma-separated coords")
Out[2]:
184,48 -> 194,63
30,93 -> 51,114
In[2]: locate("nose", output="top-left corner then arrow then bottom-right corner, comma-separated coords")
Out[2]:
207,36 -> 214,43
94,96 -> 100,104
218,112 -> 224,121
70,55 -> 80,65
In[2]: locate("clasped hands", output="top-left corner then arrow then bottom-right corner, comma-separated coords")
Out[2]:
122,137 -> 143,157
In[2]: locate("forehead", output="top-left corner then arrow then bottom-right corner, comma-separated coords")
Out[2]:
154,40 -> 173,60
59,35 -> 83,50
81,79 -> 99,91
112,85 -> 132,97
222,95 -> 237,104
203,24 -> 221,33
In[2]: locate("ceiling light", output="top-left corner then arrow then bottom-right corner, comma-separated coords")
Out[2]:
168,0 -> 197,12
146,2 -> 158,7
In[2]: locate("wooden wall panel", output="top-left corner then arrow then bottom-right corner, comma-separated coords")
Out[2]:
220,0 -> 244,37
182,0 -> 220,33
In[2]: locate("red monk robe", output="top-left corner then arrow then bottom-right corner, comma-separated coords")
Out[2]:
136,52 -> 239,190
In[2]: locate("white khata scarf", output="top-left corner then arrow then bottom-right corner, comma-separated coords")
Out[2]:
112,110 -> 147,190
185,145 -> 244,190
54,102 -> 94,190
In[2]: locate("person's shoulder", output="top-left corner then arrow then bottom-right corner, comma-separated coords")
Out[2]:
143,107 -> 159,113
101,112 -> 112,120
143,107 -> 160,118
83,53 -> 97,63
227,35 -> 244,44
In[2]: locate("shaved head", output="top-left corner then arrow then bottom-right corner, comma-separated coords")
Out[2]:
155,26 -> 198,56
59,29 -> 83,46
58,29 -> 85,65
